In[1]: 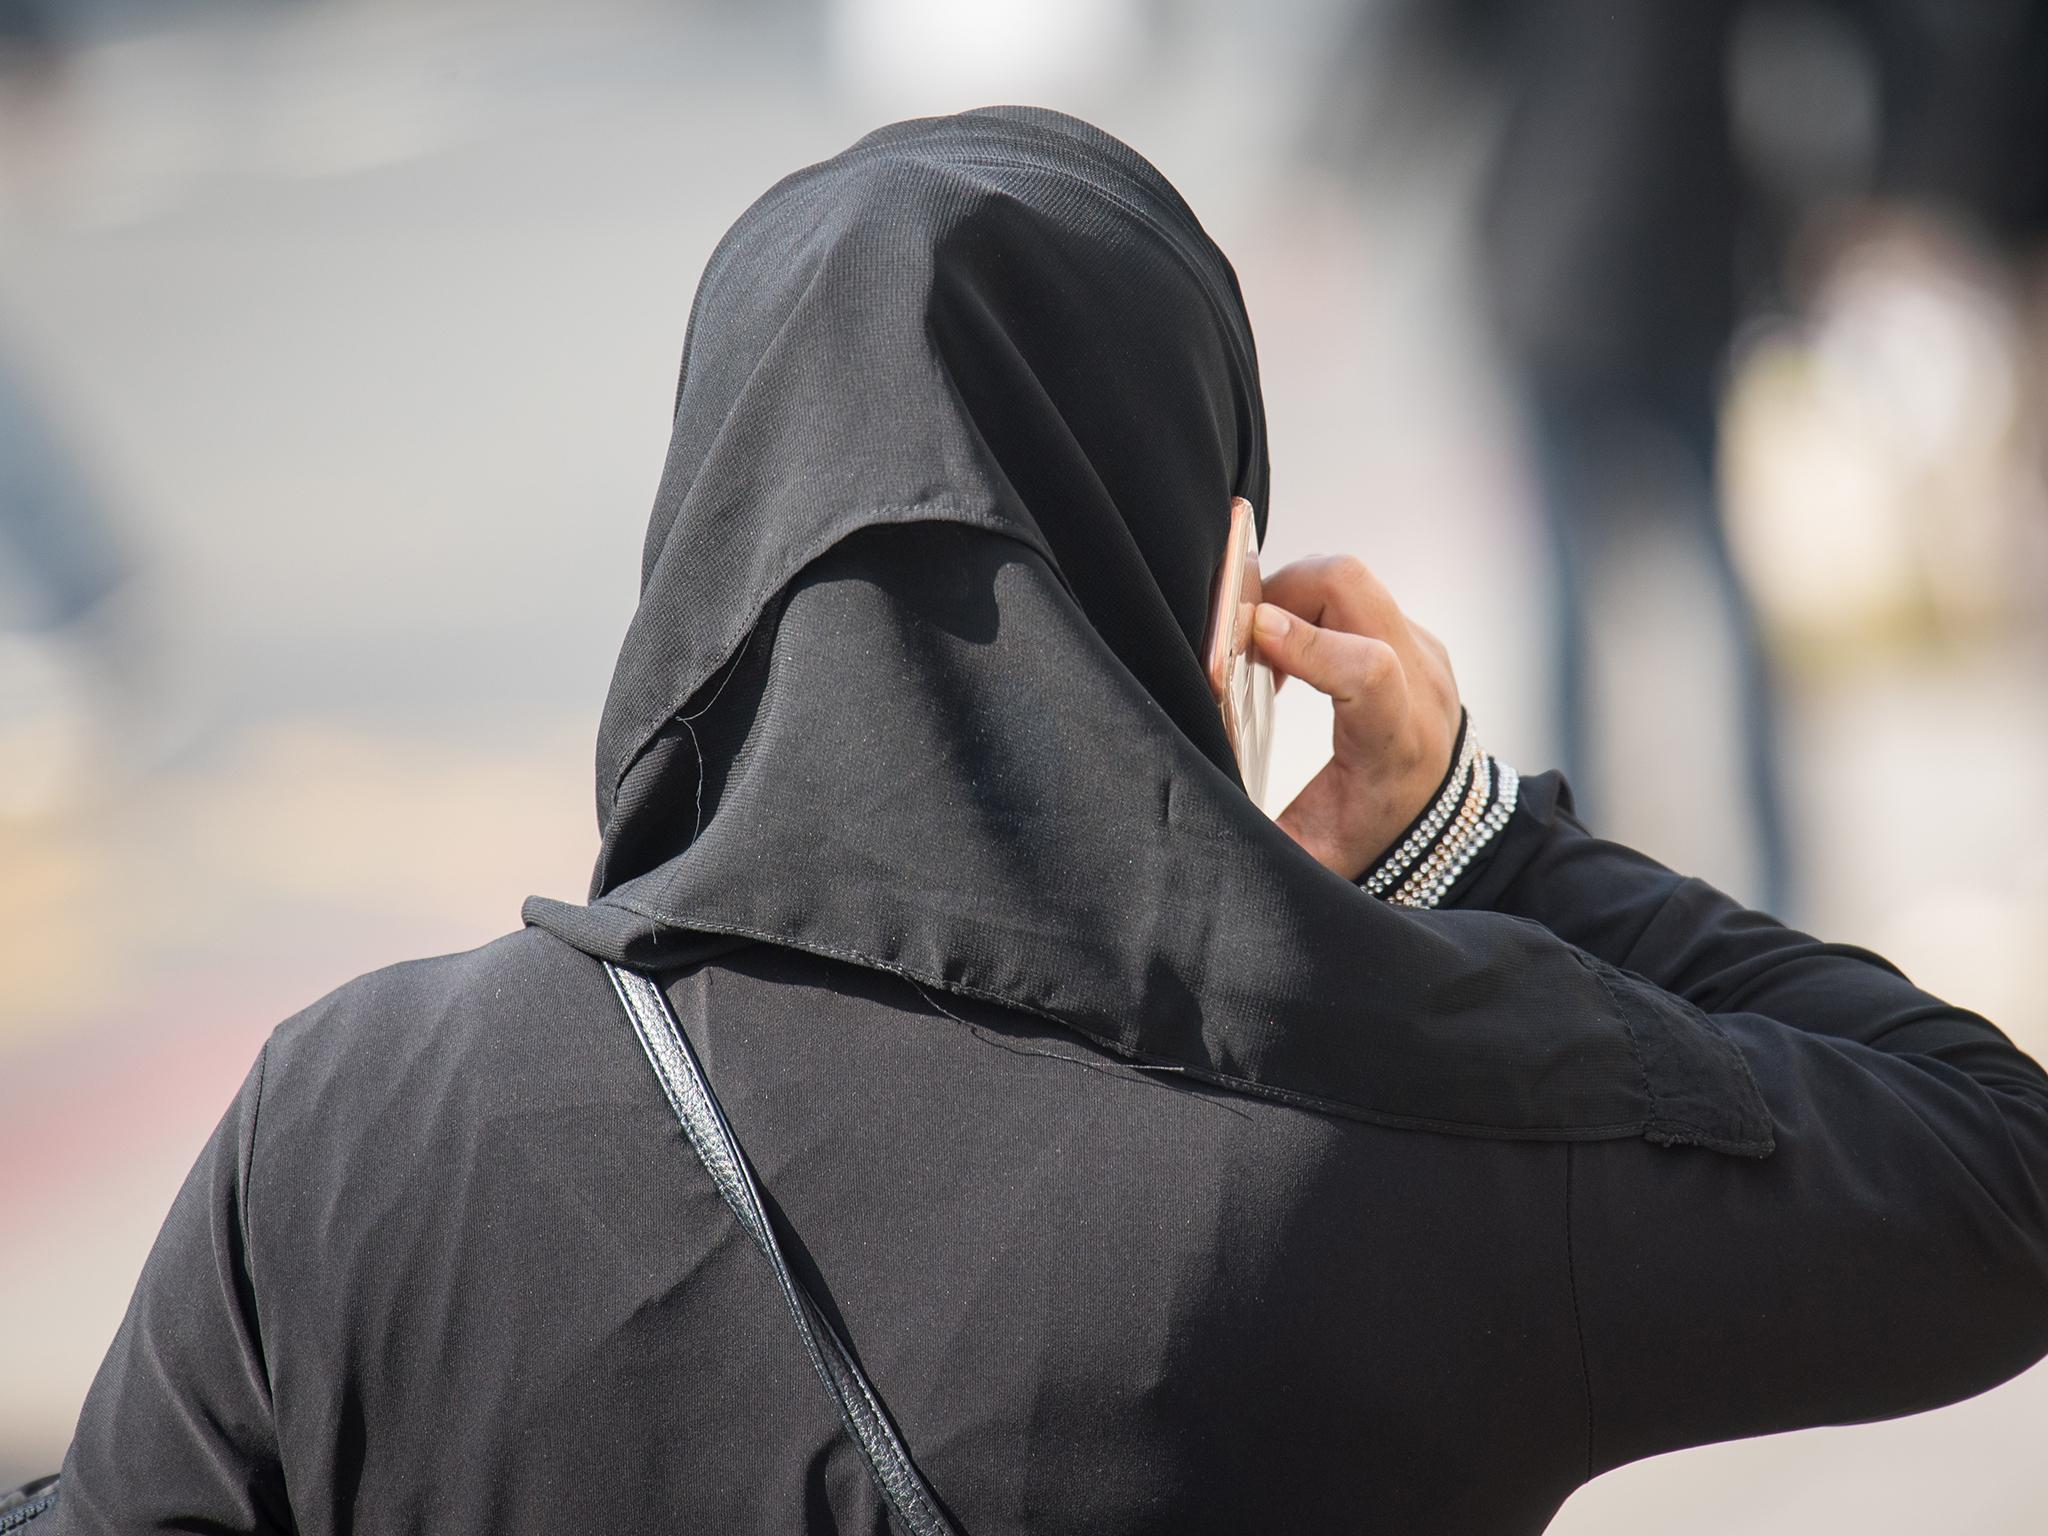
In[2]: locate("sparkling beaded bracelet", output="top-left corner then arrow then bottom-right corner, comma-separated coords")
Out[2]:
1360,711 -> 1521,910
1363,713 -> 1478,898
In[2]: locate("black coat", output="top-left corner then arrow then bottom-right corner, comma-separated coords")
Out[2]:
48,769 -> 2048,1534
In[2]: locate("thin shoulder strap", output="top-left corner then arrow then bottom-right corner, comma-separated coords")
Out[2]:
605,962 -> 961,1536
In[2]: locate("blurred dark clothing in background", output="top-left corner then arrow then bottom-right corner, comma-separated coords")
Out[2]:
1480,0 -> 1741,388
1476,0 -> 2048,372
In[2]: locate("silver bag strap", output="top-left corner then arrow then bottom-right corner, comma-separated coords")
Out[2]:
605,962 -> 960,1536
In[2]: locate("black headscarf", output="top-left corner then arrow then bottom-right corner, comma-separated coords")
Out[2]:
525,107 -> 1770,1153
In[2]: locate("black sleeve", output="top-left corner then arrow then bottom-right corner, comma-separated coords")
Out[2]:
1455,770 -> 2048,1474
52,1044 -> 293,1534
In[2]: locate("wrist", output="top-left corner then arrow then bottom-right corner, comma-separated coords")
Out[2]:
1357,709 -> 1520,909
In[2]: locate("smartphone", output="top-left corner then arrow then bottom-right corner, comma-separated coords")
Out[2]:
1202,496 -> 1276,805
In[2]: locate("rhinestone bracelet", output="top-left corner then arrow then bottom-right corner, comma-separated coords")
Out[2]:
1393,750 -> 1493,905
1389,758 -> 1520,910
1363,716 -> 1478,898
1358,713 -> 1522,910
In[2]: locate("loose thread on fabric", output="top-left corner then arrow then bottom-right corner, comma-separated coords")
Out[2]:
675,624 -> 757,845
902,977 -> 1253,1118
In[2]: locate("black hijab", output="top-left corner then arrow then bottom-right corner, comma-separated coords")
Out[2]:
525,106 -> 1770,1153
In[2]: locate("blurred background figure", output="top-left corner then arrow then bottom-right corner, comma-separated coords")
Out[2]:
1318,0 -> 2048,919
1476,0 -> 1790,913
0,0 -> 141,819
3,2 -> 2047,1530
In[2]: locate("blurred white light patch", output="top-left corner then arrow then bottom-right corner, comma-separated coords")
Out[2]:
1722,222 -> 2031,655
828,0 -> 1145,104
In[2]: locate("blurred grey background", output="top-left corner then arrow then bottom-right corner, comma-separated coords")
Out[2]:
4,0 -> 2047,1527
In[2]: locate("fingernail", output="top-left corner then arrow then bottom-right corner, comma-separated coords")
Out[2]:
1252,604 -> 1290,643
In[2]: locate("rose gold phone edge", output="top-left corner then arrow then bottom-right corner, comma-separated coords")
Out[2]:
1202,496 -> 1272,798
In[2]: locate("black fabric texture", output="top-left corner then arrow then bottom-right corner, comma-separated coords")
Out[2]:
519,106 -> 1769,1153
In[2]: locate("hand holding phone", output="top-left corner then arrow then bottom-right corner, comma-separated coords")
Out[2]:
1247,554 -> 1462,881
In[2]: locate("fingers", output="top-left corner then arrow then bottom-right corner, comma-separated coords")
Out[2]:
1260,554 -> 1406,643
1243,550 -> 1464,877
1251,602 -> 1409,742
1259,552 -> 1458,729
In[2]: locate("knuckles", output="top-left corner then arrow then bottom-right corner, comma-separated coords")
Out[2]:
1352,638 -> 1400,689
1326,553 -> 1372,589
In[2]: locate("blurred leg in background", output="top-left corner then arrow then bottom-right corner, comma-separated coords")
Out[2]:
1477,0 -> 1795,914
1520,360 -> 1793,915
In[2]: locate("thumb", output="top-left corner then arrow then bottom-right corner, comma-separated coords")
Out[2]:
1252,602 -> 1409,758
1252,602 -> 1405,709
